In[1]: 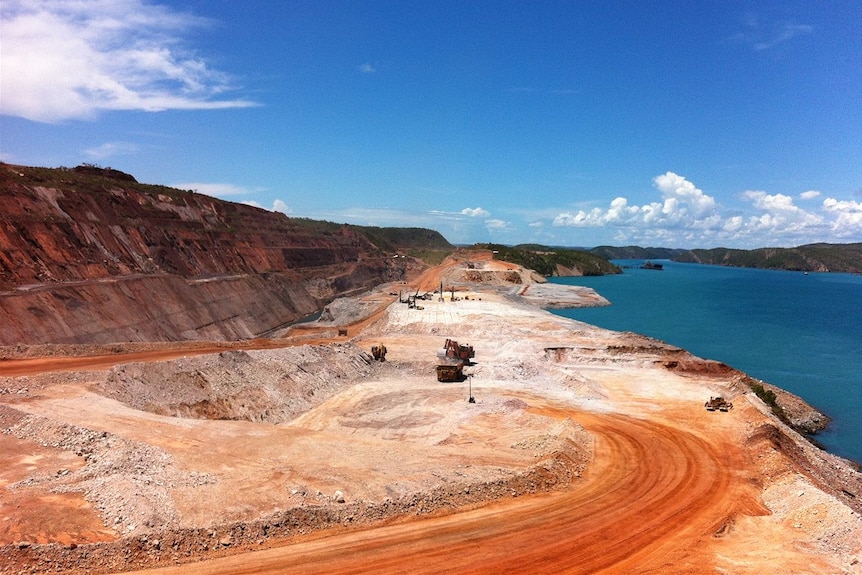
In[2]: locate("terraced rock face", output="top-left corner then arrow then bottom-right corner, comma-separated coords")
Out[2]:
0,164 -> 421,345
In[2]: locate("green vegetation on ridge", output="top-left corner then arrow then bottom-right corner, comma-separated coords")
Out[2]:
1,162 -> 453,265
352,226 -> 452,264
591,243 -> 862,274
477,243 -> 622,276
674,244 -> 862,273
590,245 -> 689,261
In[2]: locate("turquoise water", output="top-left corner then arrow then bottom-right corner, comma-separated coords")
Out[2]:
550,261 -> 862,463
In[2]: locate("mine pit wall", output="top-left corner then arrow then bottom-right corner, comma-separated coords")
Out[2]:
0,259 -> 404,346
1,166 -> 426,345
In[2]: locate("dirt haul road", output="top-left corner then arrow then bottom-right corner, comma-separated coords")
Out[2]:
2,256 -> 861,574
122,411 -> 767,575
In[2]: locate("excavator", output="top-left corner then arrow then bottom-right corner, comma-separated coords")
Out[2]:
436,338 -> 474,382
439,338 -> 474,362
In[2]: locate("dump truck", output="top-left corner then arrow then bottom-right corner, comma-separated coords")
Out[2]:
436,363 -> 464,382
705,396 -> 733,412
371,344 -> 387,361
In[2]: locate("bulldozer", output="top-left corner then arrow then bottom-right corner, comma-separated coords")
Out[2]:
704,396 -> 733,412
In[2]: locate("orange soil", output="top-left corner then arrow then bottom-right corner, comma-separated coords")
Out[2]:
2,253 -> 853,574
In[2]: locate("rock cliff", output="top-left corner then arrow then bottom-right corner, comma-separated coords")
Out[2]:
0,164 -> 433,345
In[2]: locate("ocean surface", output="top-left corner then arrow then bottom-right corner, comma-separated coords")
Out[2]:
549,260 -> 862,464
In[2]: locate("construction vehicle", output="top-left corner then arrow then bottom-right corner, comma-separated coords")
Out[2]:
371,344 -> 387,361
435,338 -> 474,382
704,396 -> 733,412
436,363 -> 464,382
400,289 -> 434,309
438,338 -> 474,363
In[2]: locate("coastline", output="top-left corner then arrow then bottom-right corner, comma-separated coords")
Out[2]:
546,260 -> 862,465
1,261 -> 860,574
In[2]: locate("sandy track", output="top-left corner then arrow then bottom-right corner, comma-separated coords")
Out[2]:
123,409 -> 770,575
0,313 -> 391,378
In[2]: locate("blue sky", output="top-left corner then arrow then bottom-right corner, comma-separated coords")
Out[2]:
2,0 -> 860,248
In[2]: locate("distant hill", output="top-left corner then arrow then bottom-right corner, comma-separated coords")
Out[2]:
352,226 -> 453,265
590,243 -> 862,273
674,244 -> 862,273
590,245 -> 689,261
477,243 -> 621,276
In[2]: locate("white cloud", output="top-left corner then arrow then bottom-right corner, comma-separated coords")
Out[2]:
722,215 -> 744,233
0,0 -> 257,123
822,198 -> 862,214
174,173 -> 859,249
822,198 -> 862,236
550,171 -> 860,247
310,207 -> 437,227
741,190 -> 823,231
173,182 -> 250,197
84,141 -> 139,160
272,199 -> 291,214
553,209 -> 599,227
653,172 -> 716,217
743,190 -> 792,211
358,63 -> 376,74
730,14 -> 813,51
485,219 -> 510,231
240,199 -> 291,215
554,172 -> 719,231
754,24 -> 813,51
461,207 -> 489,218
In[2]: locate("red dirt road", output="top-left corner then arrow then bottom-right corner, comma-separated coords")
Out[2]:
126,410 -> 782,575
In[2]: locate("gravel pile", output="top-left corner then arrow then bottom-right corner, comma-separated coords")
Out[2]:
96,344 -> 377,423
0,405 -> 214,539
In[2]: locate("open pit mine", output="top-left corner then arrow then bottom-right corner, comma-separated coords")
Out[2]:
1,164 -> 860,574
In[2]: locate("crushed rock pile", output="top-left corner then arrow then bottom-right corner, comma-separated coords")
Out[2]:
96,344 -> 376,423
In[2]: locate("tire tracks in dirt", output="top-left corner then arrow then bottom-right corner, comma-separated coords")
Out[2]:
126,409 -> 753,575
